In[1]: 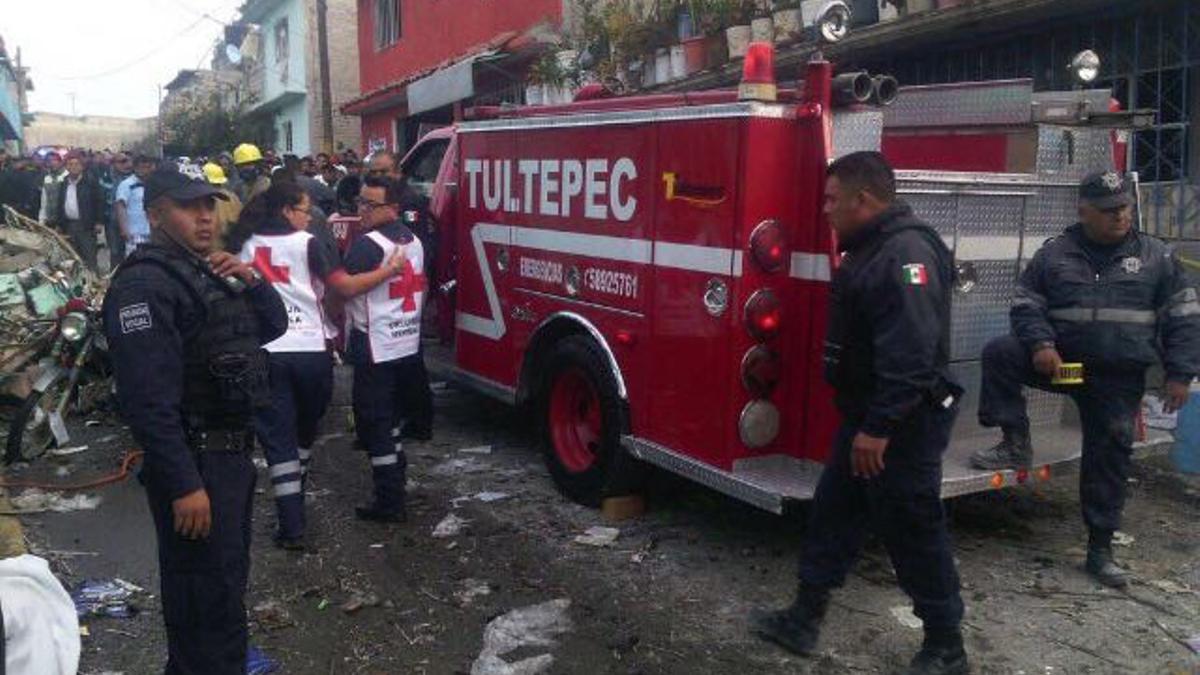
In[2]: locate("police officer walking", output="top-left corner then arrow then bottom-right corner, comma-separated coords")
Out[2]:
104,167 -> 287,674
341,175 -> 428,523
751,152 -> 968,675
970,170 -> 1200,587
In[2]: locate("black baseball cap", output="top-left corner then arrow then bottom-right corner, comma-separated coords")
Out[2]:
1079,171 -> 1133,210
144,166 -> 229,205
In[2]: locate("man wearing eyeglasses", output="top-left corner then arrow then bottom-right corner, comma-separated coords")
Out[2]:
339,175 -> 430,522
971,171 -> 1200,588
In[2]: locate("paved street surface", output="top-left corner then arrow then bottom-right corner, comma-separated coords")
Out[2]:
9,372 -> 1200,674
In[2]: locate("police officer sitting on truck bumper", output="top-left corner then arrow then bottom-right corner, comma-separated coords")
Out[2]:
103,167 -> 287,674
970,170 -> 1200,588
751,152 -> 968,675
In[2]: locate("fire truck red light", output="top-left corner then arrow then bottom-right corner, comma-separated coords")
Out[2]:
615,331 -> 635,345
1016,469 -> 1029,484
744,289 -> 782,341
741,43 -> 775,85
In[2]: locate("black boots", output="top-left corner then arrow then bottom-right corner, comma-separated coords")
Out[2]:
900,629 -> 969,675
968,427 -> 1033,470
749,584 -> 830,656
355,502 -> 407,523
1085,529 -> 1130,588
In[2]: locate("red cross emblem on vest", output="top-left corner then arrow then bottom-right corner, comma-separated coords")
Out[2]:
388,257 -> 427,312
253,246 -> 290,284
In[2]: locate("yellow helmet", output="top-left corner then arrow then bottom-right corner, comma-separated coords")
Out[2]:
232,143 -> 263,165
202,162 -> 227,185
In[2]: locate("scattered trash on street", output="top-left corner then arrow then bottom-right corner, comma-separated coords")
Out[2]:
245,646 -> 279,675
454,579 -> 492,607
459,445 -> 493,455
890,605 -> 923,630
574,526 -> 620,547
251,600 -> 293,630
470,598 -> 572,675
1112,531 -> 1135,547
432,513 -> 468,538
340,592 -> 381,614
475,491 -> 510,503
70,578 -> 143,619
47,445 -> 89,457
11,489 -> 102,513
432,457 -> 489,476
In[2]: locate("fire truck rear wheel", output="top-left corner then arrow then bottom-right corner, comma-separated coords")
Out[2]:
539,335 -> 641,507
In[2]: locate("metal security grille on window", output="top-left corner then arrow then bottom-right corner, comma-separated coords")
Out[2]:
375,0 -> 401,49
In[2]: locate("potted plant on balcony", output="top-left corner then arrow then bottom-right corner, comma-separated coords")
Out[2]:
691,0 -> 732,69
527,50 -> 569,105
772,0 -> 803,43
725,0 -> 755,59
750,0 -> 774,43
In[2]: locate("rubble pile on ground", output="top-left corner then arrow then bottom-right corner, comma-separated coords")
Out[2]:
0,206 -> 101,399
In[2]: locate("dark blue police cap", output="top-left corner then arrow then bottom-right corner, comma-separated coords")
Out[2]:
1079,171 -> 1133,210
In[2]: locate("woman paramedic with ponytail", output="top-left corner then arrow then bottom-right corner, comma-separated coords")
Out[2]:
238,180 -> 404,549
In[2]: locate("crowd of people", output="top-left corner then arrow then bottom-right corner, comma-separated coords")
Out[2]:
0,144 -> 396,271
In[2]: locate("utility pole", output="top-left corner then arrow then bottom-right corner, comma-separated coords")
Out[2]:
316,0 -> 335,154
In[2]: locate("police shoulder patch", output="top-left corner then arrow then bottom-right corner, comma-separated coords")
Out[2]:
901,263 -> 928,286
119,302 -> 152,334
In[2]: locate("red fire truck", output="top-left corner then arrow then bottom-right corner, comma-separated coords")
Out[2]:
397,45 -> 1164,513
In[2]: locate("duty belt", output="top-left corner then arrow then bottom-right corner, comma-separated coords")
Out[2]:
188,428 -> 254,453
1047,307 -> 1157,325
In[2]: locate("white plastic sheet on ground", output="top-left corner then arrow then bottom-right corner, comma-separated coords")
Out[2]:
0,554 -> 81,674
470,598 -> 572,675
10,489 -> 101,513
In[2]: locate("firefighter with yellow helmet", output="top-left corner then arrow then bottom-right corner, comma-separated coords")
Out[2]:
232,143 -> 271,203
203,162 -> 243,249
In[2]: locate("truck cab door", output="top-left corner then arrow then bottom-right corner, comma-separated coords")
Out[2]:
401,132 -> 458,342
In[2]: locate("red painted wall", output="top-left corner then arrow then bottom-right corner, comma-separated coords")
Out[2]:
356,0 -> 563,94
361,111 -> 395,152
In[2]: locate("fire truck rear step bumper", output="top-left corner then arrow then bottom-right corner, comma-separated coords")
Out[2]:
622,429 -> 1174,515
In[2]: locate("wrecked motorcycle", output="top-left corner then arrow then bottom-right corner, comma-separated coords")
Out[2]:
5,297 -> 112,464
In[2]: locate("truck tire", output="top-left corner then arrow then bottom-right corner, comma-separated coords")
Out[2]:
539,335 -> 642,507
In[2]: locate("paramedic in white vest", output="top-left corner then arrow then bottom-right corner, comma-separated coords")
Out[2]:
238,180 -> 407,546
340,175 -> 428,523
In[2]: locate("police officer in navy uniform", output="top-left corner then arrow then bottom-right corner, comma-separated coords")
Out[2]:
104,167 -> 287,674
340,175 -> 429,523
752,152 -> 968,675
971,170 -> 1200,587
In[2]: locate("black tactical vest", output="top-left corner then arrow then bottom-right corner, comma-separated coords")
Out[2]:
119,245 -> 269,430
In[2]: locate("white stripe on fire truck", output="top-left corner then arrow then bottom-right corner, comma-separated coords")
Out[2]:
456,223 -> 834,340
789,252 -> 832,282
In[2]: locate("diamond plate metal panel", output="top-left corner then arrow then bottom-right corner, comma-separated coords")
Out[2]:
885,80 -> 1033,128
903,191 -> 958,240
1035,126 -> 1116,179
950,260 -> 1019,361
831,110 -> 883,159
947,361 -> 1077,448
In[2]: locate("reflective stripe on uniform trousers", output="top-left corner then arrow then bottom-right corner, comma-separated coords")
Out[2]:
392,426 -> 403,453
371,454 -> 399,467
1047,307 -> 1157,324
268,459 -> 303,498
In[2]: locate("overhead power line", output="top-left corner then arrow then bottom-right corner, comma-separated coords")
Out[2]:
42,15 -> 210,81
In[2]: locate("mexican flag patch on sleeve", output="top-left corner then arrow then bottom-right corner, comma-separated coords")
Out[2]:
902,263 -> 928,285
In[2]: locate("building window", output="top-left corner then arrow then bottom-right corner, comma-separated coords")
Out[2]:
274,18 -> 290,84
374,0 -> 401,50
284,120 -> 294,152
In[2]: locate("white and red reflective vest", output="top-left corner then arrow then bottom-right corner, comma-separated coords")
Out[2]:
346,230 -> 426,363
240,231 -> 328,353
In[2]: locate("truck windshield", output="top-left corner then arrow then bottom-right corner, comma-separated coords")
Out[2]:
404,139 -> 450,198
